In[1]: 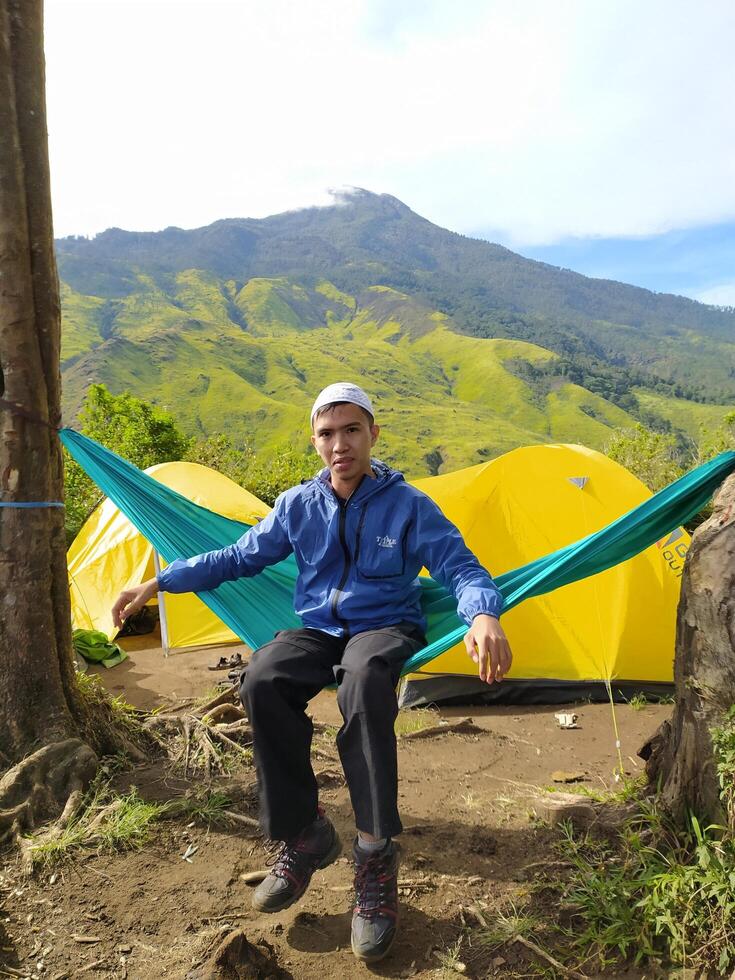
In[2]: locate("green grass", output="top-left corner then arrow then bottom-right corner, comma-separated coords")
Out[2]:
316,724 -> 339,740
60,275 -> 646,477
76,670 -> 144,738
554,807 -> 735,974
60,282 -> 106,364
27,782 -> 167,869
394,707 -> 440,736
627,693 -> 648,711
528,710 -> 735,976
545,773 -> 646,804
633,389 -> 735,442
167,789 -> 234,827
432,937 -> 466,976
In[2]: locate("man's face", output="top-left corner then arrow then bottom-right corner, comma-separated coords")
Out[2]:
311,403 -> 379,482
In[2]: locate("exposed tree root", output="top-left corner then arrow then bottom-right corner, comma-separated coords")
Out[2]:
198,685 -> 241,717
144,687 -> 252,779
204,703 -> 246,726
0,738 -> 97,848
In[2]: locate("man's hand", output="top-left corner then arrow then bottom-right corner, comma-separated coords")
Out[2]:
464,614 -> 512,684
111,578 -> 159,630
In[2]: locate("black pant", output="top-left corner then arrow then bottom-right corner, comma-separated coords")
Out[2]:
240,622 -> 425,841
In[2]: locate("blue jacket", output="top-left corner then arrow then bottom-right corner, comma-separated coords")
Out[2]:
157,460 -> 503,637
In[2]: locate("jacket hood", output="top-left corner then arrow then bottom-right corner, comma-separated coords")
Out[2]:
313,458 -> 405,502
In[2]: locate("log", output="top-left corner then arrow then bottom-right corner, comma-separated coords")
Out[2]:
640,473 -> 735,827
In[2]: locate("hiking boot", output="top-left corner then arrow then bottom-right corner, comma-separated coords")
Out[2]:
351,839 -> 400,962
251,811 -> 341,913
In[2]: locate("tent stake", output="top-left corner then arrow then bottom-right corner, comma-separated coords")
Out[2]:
153,550 -> 170,658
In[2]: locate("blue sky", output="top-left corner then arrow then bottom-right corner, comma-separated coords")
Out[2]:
44,0 -> 735,304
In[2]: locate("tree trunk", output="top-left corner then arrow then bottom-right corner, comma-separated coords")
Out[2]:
641,472 -> 735,826
0,0 -> 139,845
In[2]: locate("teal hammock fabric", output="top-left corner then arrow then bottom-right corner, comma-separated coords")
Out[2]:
60,428 -> 735,676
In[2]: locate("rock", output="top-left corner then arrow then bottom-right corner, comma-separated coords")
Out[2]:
550,770 -> 586,783
315,768 -> 344,788
532,792 -> 597,826
532,791 -> 637,831
185,930 -> 289,980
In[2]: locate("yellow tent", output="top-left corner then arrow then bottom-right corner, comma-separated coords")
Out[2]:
401,443 -> 688,704
68,462 -> 269,651
69,446 -> 688,699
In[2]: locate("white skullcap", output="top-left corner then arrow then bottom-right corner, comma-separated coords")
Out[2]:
310,382 -> 374,426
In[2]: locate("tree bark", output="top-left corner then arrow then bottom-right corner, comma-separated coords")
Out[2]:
641,472 -> 735,826
0,0 -> 140,844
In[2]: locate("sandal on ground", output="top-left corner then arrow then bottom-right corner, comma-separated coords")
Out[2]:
208,656 -> 231,671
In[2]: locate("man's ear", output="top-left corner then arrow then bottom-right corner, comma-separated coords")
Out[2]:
371,424 -> 380,447
310,433 -> 317,449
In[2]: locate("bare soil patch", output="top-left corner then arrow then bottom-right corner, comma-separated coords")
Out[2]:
1,638 -> 668,979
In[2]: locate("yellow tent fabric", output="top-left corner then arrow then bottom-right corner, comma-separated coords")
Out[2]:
67,462 -> 269,650
68,445 -> 688,687
408,443 -> 688,690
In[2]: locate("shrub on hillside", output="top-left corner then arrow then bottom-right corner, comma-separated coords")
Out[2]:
186,434 -> 316,506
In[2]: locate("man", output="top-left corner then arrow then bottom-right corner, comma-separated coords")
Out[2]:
112,382 -> 512,963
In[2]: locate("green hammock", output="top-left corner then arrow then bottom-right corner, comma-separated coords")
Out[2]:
60,428 -> 735,675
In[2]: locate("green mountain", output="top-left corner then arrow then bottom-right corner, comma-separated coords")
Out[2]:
57,191 -> 735,477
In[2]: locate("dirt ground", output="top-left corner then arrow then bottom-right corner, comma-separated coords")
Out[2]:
1,634 -> 671,979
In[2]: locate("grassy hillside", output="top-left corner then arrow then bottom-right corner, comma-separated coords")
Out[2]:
632,389 -> 732,442
58,191 -> 735,473
56,190 -> 735,403
60,274 -> 651,477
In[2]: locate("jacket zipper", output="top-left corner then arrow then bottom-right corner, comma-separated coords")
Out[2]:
353,503 -> 368,566
331,497 -> 352,639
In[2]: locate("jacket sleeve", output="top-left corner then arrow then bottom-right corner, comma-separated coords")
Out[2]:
413,492 -> 503,625
156,493 -> 293,594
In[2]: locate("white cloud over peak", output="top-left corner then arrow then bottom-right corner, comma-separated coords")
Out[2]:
45,0 -> 735,243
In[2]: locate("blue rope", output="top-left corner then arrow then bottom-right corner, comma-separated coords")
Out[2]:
0,501 -> 64,508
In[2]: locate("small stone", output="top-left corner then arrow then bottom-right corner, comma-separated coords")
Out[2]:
551,769 -> 586,783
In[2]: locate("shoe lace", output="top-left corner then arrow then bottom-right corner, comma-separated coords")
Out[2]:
354,853 -> 396,919
264,835 -> 315,881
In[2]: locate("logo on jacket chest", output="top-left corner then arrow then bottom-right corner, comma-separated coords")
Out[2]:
376,535 -> 397,549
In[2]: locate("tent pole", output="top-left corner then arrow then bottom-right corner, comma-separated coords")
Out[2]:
152,550 -> 170,658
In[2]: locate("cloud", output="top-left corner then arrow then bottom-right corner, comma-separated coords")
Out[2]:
45,0 -> 735,243
692,283 -> 735,308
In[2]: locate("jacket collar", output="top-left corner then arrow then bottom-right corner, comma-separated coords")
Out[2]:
313,458 -> 404,504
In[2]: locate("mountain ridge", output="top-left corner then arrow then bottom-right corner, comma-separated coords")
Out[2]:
57,190 -> 735,477
56,189 -> 733,335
